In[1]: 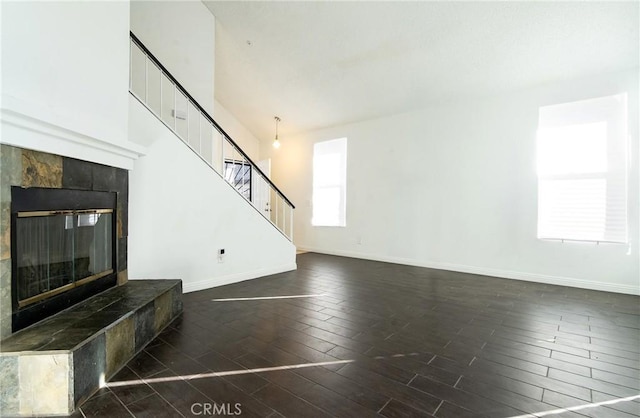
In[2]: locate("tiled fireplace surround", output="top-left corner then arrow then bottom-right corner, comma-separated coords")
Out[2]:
0,145 -> 182,416
0,145 -> 130,339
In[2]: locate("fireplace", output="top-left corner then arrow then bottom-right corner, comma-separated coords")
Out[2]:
11,187 -> 118,332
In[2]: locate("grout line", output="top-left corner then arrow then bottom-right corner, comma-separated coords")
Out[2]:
332,362 -> 350,373
123,391 -> 157,406
150,388 -> 187,417
406,373 -> 419,386
134,379 -> 184,417
141,366 -> 170,379
106,386 -> 138,418
432,400 -> 444,416
377,398 -> 392,414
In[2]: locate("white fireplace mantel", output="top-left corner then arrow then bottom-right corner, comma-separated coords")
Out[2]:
1,95 -> 146,170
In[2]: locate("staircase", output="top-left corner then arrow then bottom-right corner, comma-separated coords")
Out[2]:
129,32 -> 294,240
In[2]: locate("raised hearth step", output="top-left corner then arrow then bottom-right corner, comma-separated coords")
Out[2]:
0,279 -> 182,417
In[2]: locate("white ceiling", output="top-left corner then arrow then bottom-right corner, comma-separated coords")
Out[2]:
204,1 -> 639,142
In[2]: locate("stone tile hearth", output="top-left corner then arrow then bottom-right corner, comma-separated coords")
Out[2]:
0,279 -> 182,417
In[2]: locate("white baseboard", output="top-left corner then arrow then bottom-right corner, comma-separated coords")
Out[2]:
181,263 -> 297,293
297,247 -> 640,296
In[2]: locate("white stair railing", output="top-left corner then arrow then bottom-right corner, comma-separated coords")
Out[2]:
129,32 -> 294,240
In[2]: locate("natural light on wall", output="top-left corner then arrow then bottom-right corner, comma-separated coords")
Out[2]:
537,93 -> 628,243
312,138 -> 347,227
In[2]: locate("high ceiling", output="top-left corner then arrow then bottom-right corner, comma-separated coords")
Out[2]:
204,1 -> 639,142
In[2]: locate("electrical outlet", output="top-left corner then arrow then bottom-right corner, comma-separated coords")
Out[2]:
218,248 -> 225,263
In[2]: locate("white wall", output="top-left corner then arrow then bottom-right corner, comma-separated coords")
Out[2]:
0,1 -> 142,169
262,69 -> 640,295
129,1 -> 287,291
128,97 -> 296,292
214,99 -> 261,162
130,0 -> 215,115
130,2 -> 261,164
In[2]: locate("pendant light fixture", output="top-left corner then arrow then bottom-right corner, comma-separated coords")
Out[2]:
273,116 -> 281,149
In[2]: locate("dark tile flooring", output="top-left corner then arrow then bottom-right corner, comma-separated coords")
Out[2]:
74,253 -> 640,417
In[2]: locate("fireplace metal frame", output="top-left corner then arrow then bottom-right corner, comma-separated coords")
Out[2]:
15,208 -> 114,308
10,187 -> 118,332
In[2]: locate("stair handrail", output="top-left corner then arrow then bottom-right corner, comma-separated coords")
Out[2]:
130,31 -> 295,209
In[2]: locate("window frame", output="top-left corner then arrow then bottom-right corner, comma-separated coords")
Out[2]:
312,137 -> 347,227
536,93 -> 628,244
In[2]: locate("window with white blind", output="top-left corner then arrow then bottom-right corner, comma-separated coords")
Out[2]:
537,93 -> 628,243
312,138 -> 347,227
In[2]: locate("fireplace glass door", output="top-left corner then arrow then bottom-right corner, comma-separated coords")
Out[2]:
15,210 -> 113,307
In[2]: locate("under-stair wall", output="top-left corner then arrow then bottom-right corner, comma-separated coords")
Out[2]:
128,1 -> 296,291
128,95 -> 296,292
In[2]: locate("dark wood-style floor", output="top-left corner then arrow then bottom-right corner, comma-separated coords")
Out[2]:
75,253 -> 640,417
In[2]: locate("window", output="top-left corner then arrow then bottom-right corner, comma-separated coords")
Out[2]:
537,93 -> 628,243
312,138 -> 347,226
224,159 -> 251,200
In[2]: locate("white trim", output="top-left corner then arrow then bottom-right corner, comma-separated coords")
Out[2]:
1,98 -> 146,170
297,247 -> 640,296
175,263 -> 297,293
